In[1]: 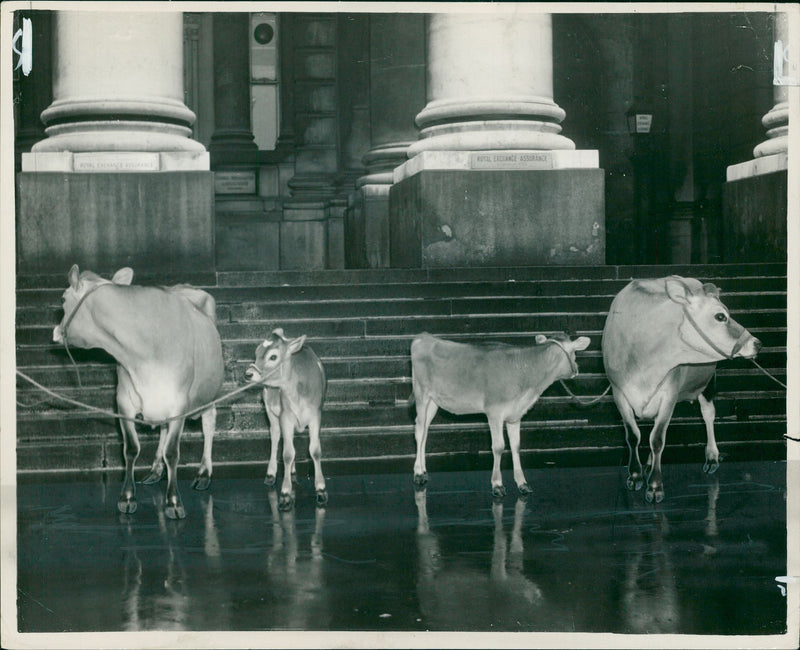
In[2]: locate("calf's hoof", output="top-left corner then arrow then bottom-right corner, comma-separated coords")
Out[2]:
413,472 -> 428,487
165,501 -> 187,520
626,473 -> 644,491
492,484 -> 506,499
316,489 -> 328,507
279,492 -> 294,511
517,483 -> 533,495
264,473 -> 277,487
117,497 -> 137,514
191,475 -> 211,491
703,458 -> 720,474
141,469 -> 163,485
645,484 -> 664,504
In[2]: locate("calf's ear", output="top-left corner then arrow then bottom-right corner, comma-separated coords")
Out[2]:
288,335 -> 307,354
535,334 -> 548,345
572,336 -> 591,351
665,277 -> 691,305
112,267 -> 134,285
68,264 -> 81,291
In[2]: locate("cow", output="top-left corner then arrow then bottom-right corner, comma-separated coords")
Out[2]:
52,265 -> 224,519
244,328 -> 327,510
411,332 -> 591,497
602,275 -> 761,504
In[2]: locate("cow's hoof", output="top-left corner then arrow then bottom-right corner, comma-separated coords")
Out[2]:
517,483 -> 533,495
626,474 -> 644,491
117,497 -> 137,514
413,472 -> 428,487
645,486 -> 664,504
703,459 -> 720,474
165,503 -> 186,520
264,473 -> 277,487
141,470 -> 163,485
279,493 -> 294,511
316,490 -> 328,507
492,485 -> 506,499
191,475 -> 211,491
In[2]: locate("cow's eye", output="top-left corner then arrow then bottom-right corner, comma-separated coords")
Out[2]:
269,353 -> 278,362
714,313 -> 728,323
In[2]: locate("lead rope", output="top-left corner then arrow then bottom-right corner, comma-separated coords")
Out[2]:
16,368 -> 265,427
548,339 -> 612,408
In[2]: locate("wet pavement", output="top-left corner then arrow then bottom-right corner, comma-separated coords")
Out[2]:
17,461 -> 787,635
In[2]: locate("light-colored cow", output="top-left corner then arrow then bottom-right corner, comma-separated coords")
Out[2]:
602,275 -> 761,503
245,329 -> 327,510
411,332 -> 591,496
53,265 -> 224,519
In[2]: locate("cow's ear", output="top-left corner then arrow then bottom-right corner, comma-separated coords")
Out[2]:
288,335 -> 306,354
571,336 -> 591,351
535,334 -> 548,345
112,267 -> 134,285
68,264 -> 81,291
702,282 -> 720,298
665,277 -> 691,305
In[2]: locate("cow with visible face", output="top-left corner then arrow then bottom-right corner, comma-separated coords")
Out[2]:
245,329 -> 327,510
602,276 -> 761,503
53,265 -> 224,519
411,332 -> 591,497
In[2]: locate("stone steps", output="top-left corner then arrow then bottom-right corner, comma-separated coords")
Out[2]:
15,263 -> 787,475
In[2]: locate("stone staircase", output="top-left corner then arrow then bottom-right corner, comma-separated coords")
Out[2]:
15,263 -> 787,478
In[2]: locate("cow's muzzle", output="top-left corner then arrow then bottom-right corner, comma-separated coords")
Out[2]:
732,334 -> 761,359
53,325 -> 63,344
245,364 -> 262,383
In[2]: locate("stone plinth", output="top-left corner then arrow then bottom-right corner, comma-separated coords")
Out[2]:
389,168 -> 605,268
722,170 -> 787,263
17,172 -> 214,273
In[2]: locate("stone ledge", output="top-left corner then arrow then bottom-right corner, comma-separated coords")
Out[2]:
21,150 -> 210,173
725,152 -> 788,182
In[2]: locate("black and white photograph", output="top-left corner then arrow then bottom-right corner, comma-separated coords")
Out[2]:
1,1 -> 798,648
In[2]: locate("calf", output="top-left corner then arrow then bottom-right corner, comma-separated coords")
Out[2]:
245,329 -> 327,510
411,332 -> 591,496
53,265 -> 224,519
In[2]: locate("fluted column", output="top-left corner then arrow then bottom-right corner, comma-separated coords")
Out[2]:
31,12 -> 203,155
753,11 -> 790,159
408,13 -> 574,157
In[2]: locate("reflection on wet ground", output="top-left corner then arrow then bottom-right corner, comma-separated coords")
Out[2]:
17,461 -> 786,634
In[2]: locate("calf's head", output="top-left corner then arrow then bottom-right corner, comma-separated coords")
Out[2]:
53,264 -> 134,347
245,328 -> 306,387
665,276 -> 761,360
535,333 -> 591,379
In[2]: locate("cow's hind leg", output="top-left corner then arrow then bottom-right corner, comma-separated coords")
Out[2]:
163,418 -> 187,519
116,385 -> 141,514
613,390 -> 644,491
413,393 -> 438,487
698,394 -> 719,474
308,412 -> 327,506
488,416 -> 506,498
192,406 -> 216,491
646,398 -> 676,504
506,420 -> 532,495
264,388 -> 281,486
141,425 -> 166,485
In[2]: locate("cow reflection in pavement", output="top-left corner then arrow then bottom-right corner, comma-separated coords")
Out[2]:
415,489 -> 543,630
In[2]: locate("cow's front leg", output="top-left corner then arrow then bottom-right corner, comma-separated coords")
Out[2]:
264,388 -> 281,486
141,425 -> 166,485
505,420 -> 532,494
308,414 -> 327,506
192,406 -> 216,491
613,390 -> 644,491
413,393 -> 438,487
646,400 -> 676,504
163,418 -> 187,519
279,412 -> 297,510
698,394 -> 719,474
488,417 -> 506,498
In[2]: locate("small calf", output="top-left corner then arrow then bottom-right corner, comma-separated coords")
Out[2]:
245,329 -> 327,510
411,332 -> 591,497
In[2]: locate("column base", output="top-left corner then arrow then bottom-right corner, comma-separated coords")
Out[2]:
345,185 -> 392,268
389,168 -> 605,268
17,172 -> 214,273
726,152 -> 788,181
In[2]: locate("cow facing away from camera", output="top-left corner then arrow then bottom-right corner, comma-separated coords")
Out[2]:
411,332 -> 591,497
602,276 -> 761,504
52,265 -> 225,519
245,329 -> 327,510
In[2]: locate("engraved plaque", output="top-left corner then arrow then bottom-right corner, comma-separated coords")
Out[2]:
73,152 -> 160,172
469,151 -> 554,170
215,171 -> 257,194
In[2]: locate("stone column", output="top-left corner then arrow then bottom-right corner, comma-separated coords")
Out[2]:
346,14 -> 425,268
14,11 -> 52,166
28,12 -> 205,163
390,12 -> 604,268
753,11 -> 790,160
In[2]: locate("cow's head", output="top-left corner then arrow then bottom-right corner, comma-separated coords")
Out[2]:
665,276 -> 761,360
535,332 -> 591,379
53,264 -> 134,347
245,328 -> 306,387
